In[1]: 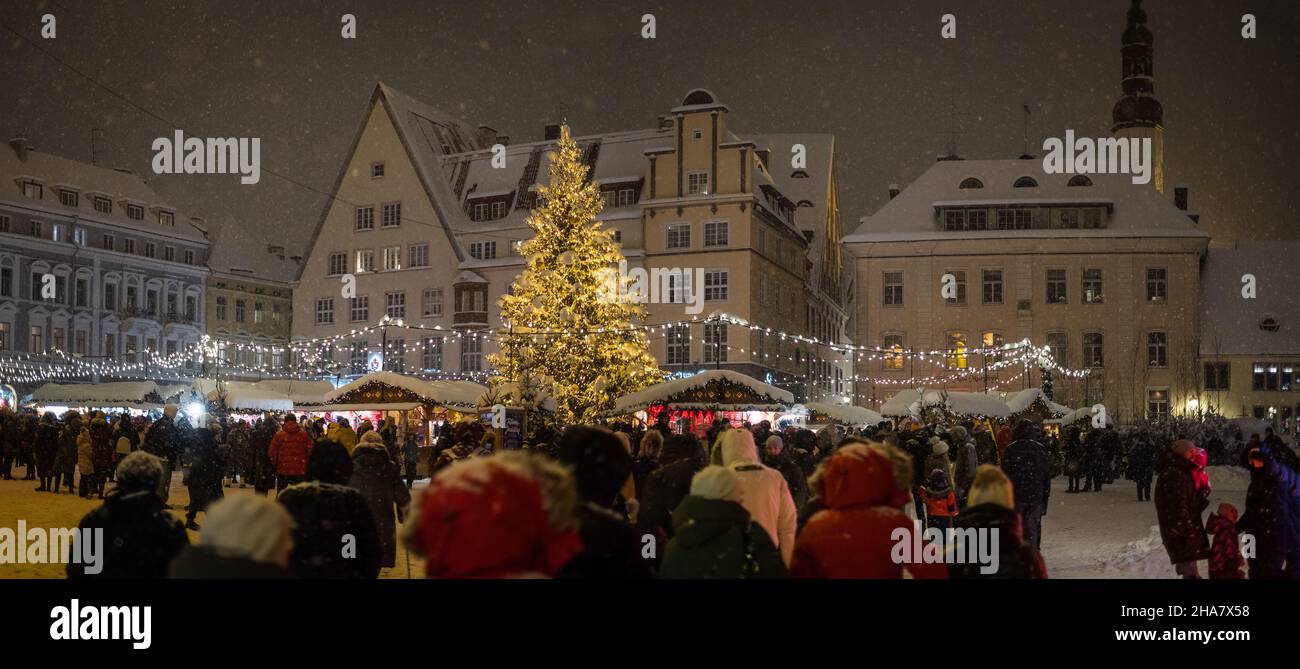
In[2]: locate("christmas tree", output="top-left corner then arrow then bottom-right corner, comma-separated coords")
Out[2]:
489,125 -> 663,423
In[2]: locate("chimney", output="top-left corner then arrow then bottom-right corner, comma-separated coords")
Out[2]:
476,125 -> 498,147
1174,185 -> 1189,211
888,184 -> 900,200
544,124 -> 562,141
495,135 -> 510,146
9,136 -> 29,161
656,115 -> 673,130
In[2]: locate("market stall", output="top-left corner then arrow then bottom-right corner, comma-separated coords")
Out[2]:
797,402 -> 885,430
880,388 -> 1013,423
315,371 -> 486,460
609,370 -> 794,437
30,380 -> 176,414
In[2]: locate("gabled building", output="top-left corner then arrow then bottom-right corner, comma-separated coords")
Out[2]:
293,84 -> 849,401
0,137 -> 210,382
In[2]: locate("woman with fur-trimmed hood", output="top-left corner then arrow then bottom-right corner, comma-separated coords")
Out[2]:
349,430 -> 411,568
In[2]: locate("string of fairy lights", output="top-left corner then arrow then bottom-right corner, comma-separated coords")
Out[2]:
0,313 -> 1096,391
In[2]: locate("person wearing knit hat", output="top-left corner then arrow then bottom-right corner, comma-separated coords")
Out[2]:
920,467 -> 958,535
555,426 -> 654,578
1154,438 -> 1210,579
659,466 -> 786,579
169,494 -> 295,578
277,438 -> 382,578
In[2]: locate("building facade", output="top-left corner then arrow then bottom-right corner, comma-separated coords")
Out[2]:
0,138 -> 210,386
293,85 -> 850,401
203,218 -> 295,379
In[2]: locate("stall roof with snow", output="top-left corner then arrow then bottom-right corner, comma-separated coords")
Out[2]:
323,371 -> 485,410
880,388 -> 1012,419
612,370 -> 794,414
802,402 -> 884,427
31,381 -> 172,408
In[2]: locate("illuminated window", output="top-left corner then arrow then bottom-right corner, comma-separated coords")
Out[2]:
947,332 -> 968,369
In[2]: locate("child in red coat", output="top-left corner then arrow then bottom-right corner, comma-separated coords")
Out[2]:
920,468 -> 958,532
1205,502 -> 1244,579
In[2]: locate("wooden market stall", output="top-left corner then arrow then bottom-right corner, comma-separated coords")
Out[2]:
30,380 -> 187,415
799,402 -> 885,430
610,370 -> 794,437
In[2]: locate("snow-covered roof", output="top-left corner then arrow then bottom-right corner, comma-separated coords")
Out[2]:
206,216 -> 300,284
802,402 -> 883,427
32,381 -> 165,406
997,388 -> 1072,417
324,371 -> 486,409
1046,406 -> 1114,426
0,145 -> 209,243
613,370 -> 794,414
880,388 -> 1012,419
845,159 -> 1209,243
1200,240 -> 1300,356
251,379 -> 334,405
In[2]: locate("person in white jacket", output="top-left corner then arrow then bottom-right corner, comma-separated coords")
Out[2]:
718,428 -> 798,565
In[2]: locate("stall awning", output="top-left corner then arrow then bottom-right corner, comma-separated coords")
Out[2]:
803,402 -> 884,427
323,371 -> 485,410
880,389 -> 1012,419
612,370 -> 794,414
31,381 -> 171,408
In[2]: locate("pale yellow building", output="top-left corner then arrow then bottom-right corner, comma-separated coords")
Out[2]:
204,217 -> 296,379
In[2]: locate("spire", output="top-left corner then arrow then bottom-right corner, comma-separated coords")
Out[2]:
1112,0 -> 1162,131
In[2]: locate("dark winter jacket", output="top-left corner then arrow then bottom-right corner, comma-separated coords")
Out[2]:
973,429 -> 999,466
277,481 -> 383,578
67,490 -> 190,578
764,449 -> 809,510
348,442 -> 411,568
249,422 -> 278,492
1238,444 -> 1300,564
142,415 -> 179,463
168,545 -> 292,579
1128,440 -> 1156,482
1205,512 -> 1244,579
1063,433 -> 1084,476
947,503 -> 1048,579
951,438 -> 978,496
1002,426 -> 1052,506
1153,450 -> 1210,564
187,430 -> 227,513
89,419 -> 114,470
636,437 -> 704,540
35,420 -> 60,471
659,496 -> 787,579
55,423 -> 80,474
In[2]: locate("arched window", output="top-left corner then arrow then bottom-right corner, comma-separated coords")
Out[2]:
1260,316 -> 1281,333
1068,175 -> 1093,187
959,177 -> 984,189
1013,176 -> 1039,188
791,170 -> 810,179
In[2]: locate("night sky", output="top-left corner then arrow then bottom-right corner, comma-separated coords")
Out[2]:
2,0 -> 1297,255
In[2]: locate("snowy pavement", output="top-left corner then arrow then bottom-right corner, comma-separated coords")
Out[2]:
1040,467 -> 1251,579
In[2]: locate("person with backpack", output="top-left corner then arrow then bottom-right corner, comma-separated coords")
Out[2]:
659,466 -> 787,578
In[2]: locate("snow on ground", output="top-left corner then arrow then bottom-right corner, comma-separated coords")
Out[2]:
0,467 -> 427,579
1041,466 -> 1250,578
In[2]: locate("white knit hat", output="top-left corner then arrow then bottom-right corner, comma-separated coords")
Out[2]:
690,465 -> 740,502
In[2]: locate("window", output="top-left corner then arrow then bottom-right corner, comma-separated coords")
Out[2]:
1083,208 -> 1102,229
943,270 -> 967,305
382,202 -> 401,227
125,286 -> 138,310
22,181 -> 43,199
126,204 -> 144,220
144,242 -> 157,259
422,288 -> 443,317
0,323 -> 8,350
687,171 -> 710,195
422,337 -> 443,371
1013,176 -> 1038,188
30,325 -> 42,352
982,270 -> 1003,304
944,210 -> 964,231
52,224 -> 66,243
102,283 -> 116,310
0,215 -> 8,233
703,220 -> 729,247
883,271 -> 904,307
59,189 -> 79,207
30,221 -> 42,238
215,297 -> 227,321
315,298 -> 334,325
52,327 -> 65,350
355,206 -> 374,230
1205,362 -> 1231,391
966,209 -> 987,230
601,191 -> 618,209
618,188 -> 635,207
158,211 -> 174,226
1252,363 -> 1270,391
186,296 -> 197,321
0,267 -> 10,297
982,332 -> 1004,362
1146,268 -> 1167,302
666,223 -> 690,249
185,250 -> 195,265
883,334 -> 905,370
692,129 -> 703,141
371,162 -> 385,178
100,233 -> 114,251
469,241 -> 497,260
1046,331 -> 1068,367
1146,332 -> 1167,368
387,338 -> 406,373
1046,269 -> 1067,304
1083,332 -> 1104,368
703,270 -> 728,301
385,291 -> 406,318
75,278 -> 88,307
272,303 -> 282,325
235,299 -> 246,323
703,322 -> 728,363
1260,316 -> 1280,333
383,246 -> 402,271
959,177 -> 984,189
123,239 -> 135,254
93,196 -> 112,214
946,332 -> 968,369
328,252 -> 347,276
350,342 -> 368,374
409,243 -> 429,268
1082,268 -> 1104,303
666,325 -> 690,365
355,249 -> 375,273
1147,389 -> 1170,418
1068,175 -> 1093,187
491,201 -> 505,219
164,247 -> 175,262
461,336 -> 482,372
74,330 -> 87,355
349,296 -> 369,322
996,208 -> 1033,230
254,302 -> 264,324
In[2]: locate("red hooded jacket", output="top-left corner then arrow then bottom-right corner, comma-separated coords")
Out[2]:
792,445 -> 948,579
268,421 -> 313,477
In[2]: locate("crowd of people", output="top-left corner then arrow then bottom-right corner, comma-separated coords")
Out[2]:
3,403 -> 1299,579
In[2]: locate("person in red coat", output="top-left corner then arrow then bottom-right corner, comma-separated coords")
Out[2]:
268,414 -> 313,492
995,425 -> 1013,462
791,441 -> 947,579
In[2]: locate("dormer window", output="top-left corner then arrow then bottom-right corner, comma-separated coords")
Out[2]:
126,204 -> 145,220
959,177 -> 984,189
20,179 -> 43,199
1260,316 -> 1281,333
1013,176 -> 1039,188
1068,175 -> 1093,187
59,189 -> 79,207
791,170 -> 810,179
93,196 -> 112,214
159,211 -> 174,226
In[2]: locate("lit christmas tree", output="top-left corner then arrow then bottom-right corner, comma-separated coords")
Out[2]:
489,124 -> 663,423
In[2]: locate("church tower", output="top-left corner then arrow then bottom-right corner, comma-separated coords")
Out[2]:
1111,0 -> 1165,192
